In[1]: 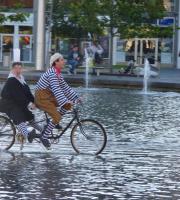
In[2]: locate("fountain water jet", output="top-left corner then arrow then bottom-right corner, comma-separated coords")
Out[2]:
84,48 -> 90,88
143,59 -> 151,94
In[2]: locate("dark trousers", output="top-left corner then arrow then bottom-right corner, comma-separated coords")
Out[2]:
68,59 -> 79,73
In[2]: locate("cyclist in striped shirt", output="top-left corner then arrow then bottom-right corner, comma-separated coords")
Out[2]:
35,53 -> 80,148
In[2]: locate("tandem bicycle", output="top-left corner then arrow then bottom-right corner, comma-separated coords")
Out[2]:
0,104 -> 107,155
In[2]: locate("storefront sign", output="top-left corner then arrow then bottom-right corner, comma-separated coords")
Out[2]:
158,17 -> 174,27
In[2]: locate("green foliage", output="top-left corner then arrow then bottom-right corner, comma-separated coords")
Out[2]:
0,1 -> 29,24
52,0 -> 173,39
52,0 -> 103,39
113,64 -> 126,69
7,13 -> 28,22
98,0 -> 171,38
0,14 -> 6,24
119,24 -> 173,38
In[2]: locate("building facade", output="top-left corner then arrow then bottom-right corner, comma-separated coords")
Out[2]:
1,13 -> 33,64
0,0 -> 33,8
0,0 -> 180,69
0,0 -> 33,67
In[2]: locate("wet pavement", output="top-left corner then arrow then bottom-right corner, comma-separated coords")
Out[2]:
1,88 -> 180,199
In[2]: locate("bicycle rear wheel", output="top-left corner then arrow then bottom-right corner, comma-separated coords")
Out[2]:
0,115 -> 16,150
71,119 -> 107,155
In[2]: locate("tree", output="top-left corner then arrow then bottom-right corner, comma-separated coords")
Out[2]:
52,0 -> 103,39
51,0 -> 173,66
99,0 -> 172,38
98,0 -> 173,67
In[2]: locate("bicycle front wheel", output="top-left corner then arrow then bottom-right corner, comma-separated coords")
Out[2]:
0,115 -> 16,150
71,119 -> 107,155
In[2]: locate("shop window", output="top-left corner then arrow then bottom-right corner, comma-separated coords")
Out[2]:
19,36 -> 31,62
0,25 -> 14,34
116,39 -> 135,63
19,26 -> 32,34
19,36 -> 30,46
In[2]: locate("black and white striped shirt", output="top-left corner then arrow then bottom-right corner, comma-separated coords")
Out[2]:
35,67 -> 78,108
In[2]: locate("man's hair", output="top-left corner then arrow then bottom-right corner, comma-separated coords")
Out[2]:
12,62 -> 22,68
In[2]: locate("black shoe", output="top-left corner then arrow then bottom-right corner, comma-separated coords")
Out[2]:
40,137 -> 51,148
55,124 -> 62,130
27,129 -> 40,143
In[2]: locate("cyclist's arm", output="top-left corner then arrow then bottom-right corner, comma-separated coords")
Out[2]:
60,76 -> 78,102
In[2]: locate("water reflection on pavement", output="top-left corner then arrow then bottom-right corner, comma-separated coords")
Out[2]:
1,88 -> 180,199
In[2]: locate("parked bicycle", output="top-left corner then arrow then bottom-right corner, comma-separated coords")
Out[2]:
0,104 -> 107,155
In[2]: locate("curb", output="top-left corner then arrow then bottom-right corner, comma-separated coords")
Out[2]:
1,71 -> 180,91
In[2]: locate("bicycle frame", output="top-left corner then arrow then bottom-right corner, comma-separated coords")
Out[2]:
43,107 -> 81,140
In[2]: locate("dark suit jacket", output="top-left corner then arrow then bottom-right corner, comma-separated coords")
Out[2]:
0,77 -> 34,111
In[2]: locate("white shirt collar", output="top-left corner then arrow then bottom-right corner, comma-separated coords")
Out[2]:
8,71 -> 26,85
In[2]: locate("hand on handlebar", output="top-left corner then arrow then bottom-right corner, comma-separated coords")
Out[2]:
63,98 -> 83,111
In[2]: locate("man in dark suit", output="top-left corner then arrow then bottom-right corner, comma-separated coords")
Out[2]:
0,62 -> 41,142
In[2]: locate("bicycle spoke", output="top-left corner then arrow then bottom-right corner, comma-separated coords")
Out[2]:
0,116 -> 16,150
71,119 -> 107,155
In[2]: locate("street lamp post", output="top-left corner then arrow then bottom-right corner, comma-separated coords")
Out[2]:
177,1 -> 180,68
45,0 -> 53,69
34,0 -> 45,70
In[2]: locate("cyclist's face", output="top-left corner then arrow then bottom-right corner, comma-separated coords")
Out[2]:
55,58 -> 65,69
12,65 -> 22,76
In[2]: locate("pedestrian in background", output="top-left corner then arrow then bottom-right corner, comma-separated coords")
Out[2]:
90,41 -> 104,65
67,45 -> 81,74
